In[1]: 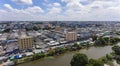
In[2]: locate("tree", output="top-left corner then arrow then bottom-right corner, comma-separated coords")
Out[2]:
25,27 -> 32,31
106,54 -> 112,61
115,55 -> 120,64
88,59 -> 104,66
33,26 -> 40,31
70,53 -> 88,66
112,45 -> 120,64
95,37 -> 106,45
71,44 -> 82,50
110,37 -> 120,44
3,28 -> 11,33
112,45 -> 120,55
54,47 -> 66,54
32,53 -> 45,60
92,35 -> 98,41
47,49 -> 55,56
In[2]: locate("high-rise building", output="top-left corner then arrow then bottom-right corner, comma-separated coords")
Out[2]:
18,36 -> 34,50
65,31 -> 77,41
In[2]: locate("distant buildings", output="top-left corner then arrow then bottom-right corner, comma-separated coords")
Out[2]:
65,31 -> 77,41
48,23 -> 53,28
18,36 -> 34,50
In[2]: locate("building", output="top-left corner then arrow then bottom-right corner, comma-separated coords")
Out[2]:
65,31 -> 77,41
18,36 -> 34,50
55,26 -> 61,31
46,23 -> 53,28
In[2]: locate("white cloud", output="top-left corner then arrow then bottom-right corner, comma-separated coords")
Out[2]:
48,7 -> 61,14
61,0 -> 120,21
25,6 -> 44,13
47,2 -> 62,14
4,4 -> 13,11
62,0 -> 84,12
44,2 -> 61,8
0,0 -> 120,21
12,0 -> 33,5
53,2 -> 61,7
0,4 -> 45,21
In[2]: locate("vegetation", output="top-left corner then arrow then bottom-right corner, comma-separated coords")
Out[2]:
25,27 -> 32,31
71,53 -> 106,66
112,45 -> 120,64
87,59 -> 104,66
98,54 -> 113,64
3,28 -> 11,33
71,44 -> 82,50
47,47 -> 66,56
105,54 -> 112,61
42,27 -> 52,30
92,35 -> 98,41
94,36 -> 120,46
33,26 -> 41,31
70,53 -> 88,66
32,52 -> 45,60
112,45 -> 120,55
25,26 -> 41,31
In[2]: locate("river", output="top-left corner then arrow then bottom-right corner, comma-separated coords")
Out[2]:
17,43 -> 120,66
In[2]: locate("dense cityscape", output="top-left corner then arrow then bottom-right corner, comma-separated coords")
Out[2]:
0,0 -> 120,66
0,21 -> 120,66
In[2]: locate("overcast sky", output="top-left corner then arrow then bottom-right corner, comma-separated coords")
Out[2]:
0,0 -> 120,21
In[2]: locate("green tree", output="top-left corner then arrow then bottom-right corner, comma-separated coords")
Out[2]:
106,54 -> 112,61
25,27 -> 32,31
32,53 -> 45,60
47,49 -> 55,56
33,26 -> 40,31
3,28 -> 11,33
71,44 -> 82,50
95,37 -> 106,45
110,37 -> 120,44
88,59 -> 104,66
112,45 -> 120,55
115,55 -> 120,64
92,35 -> 98,41
70,53 -> 88,66
54,47 -> 66,54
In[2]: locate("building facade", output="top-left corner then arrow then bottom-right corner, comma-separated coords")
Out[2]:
18,36 -> 34,50
65,31 -> 77,41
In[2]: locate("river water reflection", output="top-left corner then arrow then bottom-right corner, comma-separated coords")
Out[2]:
17,43 -> 120,66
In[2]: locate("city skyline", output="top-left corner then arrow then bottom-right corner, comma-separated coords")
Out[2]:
0,0 -> 120,21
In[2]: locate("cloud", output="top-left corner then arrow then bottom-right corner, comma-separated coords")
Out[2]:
53,2 -> 61,7
62,0 -> 120,20
62,0 -> 84,12
46,2 -> 62,14
12,0 -> 33,5
3,4 -> 44,13
4,4 -> 13,11
0,0 -> 120,21
0,4 -> 45,21
25,6 -> 44,13
48,7 -> 61,14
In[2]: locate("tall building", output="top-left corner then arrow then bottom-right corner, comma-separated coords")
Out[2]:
18,36 -> 34,50
65,31 -> 77,41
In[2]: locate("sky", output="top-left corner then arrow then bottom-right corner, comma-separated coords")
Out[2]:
0,0 -> 120,21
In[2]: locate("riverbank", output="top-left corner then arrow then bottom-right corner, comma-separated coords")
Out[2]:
14,44 -> 83,65
17,45 -> 119,66
12,36 -> 120,66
